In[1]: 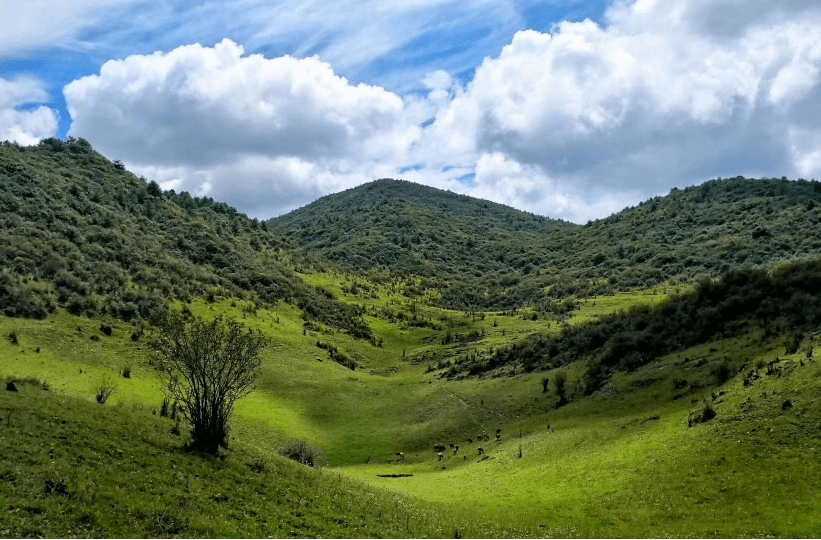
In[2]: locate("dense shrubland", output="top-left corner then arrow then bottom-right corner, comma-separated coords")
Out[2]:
269,177 -> 821,310
0,139 -> 372,340
464,258 -> 821,386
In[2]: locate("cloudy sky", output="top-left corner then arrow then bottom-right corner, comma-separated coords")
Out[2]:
2,0 -> 821,223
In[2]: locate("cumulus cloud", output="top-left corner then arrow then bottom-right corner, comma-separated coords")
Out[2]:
62,1 -> 821,222
421,0 -> 821,217
0,77 -> 58,145
64,39 -> 421,218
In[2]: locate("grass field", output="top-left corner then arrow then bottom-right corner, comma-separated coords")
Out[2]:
1,276 -> 820,537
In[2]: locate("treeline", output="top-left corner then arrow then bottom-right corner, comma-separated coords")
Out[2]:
464,258 -> 821,384
0,138 -> 372,340
269,176 -> 821,311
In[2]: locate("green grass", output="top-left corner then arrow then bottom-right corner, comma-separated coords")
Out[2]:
0,380 -> 488,538
339,334 -> 821,536
2,282 -> 820,537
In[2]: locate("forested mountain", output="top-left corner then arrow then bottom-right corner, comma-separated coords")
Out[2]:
270,176 -> 821,310
0,139 -> 372,339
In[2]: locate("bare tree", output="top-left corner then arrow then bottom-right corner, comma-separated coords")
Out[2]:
151,312 -> 267,454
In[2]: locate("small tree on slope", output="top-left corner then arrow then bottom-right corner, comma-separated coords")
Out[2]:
151,312 -> 267,454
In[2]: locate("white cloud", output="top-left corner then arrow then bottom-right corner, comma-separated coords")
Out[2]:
61,1 -> 821,223
0,77 -> 59,145
0,0 -> 136,55
64,39 -> 421,218
422,0 -> 821,214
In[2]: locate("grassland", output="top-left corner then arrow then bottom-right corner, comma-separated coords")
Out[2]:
2,273 -> 820,537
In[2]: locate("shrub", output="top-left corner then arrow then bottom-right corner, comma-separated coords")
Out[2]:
160,397 -> 170,417
6,330 -> 18,345
247,457 -> 267,474
280,440 -> 324,467
121,364 -> 132,378
688,401 -> 716,427
95,377 -> 116,404
7,376 -> 50,391
785,334 -> 800,355
99,324 -> 112,336
584,361 -> 608,395
553,371 -> 568,406
712,360 -> 732,384
151,312 -> 267,454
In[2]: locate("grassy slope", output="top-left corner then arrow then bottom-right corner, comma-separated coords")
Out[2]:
342,332 -> 821,537
3,144 -> 821,537
3,269 -> 820,537
0,381 -> 484,538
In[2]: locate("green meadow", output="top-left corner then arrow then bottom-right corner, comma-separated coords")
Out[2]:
2,270 -> 820,537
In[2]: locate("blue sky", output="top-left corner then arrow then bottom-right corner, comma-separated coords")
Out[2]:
2,0 -> 821,222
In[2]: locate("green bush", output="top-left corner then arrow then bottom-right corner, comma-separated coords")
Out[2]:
280,440 -> 324,467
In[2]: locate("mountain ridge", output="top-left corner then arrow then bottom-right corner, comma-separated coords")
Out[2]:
270,175 -> 821,309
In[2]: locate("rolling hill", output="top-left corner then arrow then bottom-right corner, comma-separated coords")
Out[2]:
2,138 -> 821,537
0,138 -> 372,339
270,176 -> 821,310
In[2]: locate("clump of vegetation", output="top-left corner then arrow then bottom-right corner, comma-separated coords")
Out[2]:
159,397 -> 170,417
95,376 -> 116,404
712,359 -> 733,384
316,340 -> 358,370
150,312 -> 267,454
4,376 -> 49,392
247,457 -> 267,474
554,371 -> 568,407
280,440 -> 325,467
688,401 -> 716,427
6,329 -> 18,345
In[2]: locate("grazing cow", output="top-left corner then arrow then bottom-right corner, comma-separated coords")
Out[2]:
449,443 -> 455,449
478,447 -> 484,455
434,444 -> 446,452
467,438 -> 473,444
395,452 -> 405,460
452,445 -> 459,455
437,452 -> 444,461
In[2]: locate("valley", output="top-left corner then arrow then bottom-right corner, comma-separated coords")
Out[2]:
1,139 -> 821,537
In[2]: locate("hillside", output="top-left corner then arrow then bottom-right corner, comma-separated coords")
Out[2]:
268,179 -> 576,309
0,138 -> 371,339
0,379 -> 476,538
270,176 -> 821,310
3,140 -> 821,537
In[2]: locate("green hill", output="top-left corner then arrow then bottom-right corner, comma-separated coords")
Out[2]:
0,378 -> 475,538
3,139 -> 821,537
0,138 -> 371,339
270,176 -> 821,311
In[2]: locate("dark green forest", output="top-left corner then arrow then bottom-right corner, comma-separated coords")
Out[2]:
0,139 -> 372,339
